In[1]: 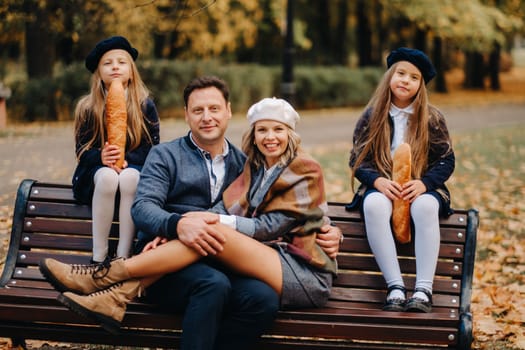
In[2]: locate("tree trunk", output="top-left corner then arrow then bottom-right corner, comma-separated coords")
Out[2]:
356,0 -> 373,66
414,27 -> 427,53
334,0 -> 349,65
489,42 -> 501,91
56,0 -> 75,65
153,33 -> 166,58
23,0 -> 58,121
433,37 -> 447,93
463,51 -> 485,89
316,1 -> 331,64
24,0 -> 55,78
374,0 -> 385,65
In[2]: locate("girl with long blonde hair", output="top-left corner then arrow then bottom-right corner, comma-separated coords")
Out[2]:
348,48 -> 454,313
72,36 -> 160,263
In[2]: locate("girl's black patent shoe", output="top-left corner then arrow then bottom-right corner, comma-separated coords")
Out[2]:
382,285 -> 406,312
405,288 -> 433,313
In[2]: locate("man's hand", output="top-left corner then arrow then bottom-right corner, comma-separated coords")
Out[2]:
177,212 -> 226,256
316,224 -> 342,259
183,211 -> 220,224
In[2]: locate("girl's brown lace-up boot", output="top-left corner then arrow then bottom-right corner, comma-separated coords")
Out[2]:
39,257 -> 130,295
57,279 -> 143,335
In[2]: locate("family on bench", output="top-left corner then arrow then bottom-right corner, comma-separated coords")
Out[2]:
0,37 -> 476,350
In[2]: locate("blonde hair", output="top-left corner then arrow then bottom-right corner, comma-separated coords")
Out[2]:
241,123 -> 301,169
74,51 -> 153,160
351,62 -> 450,189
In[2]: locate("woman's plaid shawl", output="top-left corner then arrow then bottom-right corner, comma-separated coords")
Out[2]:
222,150 -> 337,274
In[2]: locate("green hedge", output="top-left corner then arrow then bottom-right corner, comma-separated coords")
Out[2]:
6,60 -> 383,122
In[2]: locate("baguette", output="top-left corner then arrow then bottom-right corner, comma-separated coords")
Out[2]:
106,79 -> 127,169
392,143 -> 411,243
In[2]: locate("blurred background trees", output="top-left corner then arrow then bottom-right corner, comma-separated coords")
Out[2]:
0,0 -> 523,121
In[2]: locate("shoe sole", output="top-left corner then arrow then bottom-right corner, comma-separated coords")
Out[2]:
39,260 -> 84,294
57,293 -> 122,335
405,301 -> 432,313
382,304 -> 406,312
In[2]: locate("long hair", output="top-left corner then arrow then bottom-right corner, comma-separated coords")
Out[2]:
74,51 -> 153,160
351,62 -> 434,188
241,123 -> 301,170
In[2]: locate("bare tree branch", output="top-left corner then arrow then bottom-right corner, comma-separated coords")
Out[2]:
189,0 -> 216,17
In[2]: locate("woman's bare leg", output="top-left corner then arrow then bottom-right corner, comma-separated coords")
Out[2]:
211,224 -> 282,294
124,224 -> 283,294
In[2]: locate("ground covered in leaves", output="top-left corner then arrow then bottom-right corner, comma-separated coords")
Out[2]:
0,68 -> 524,349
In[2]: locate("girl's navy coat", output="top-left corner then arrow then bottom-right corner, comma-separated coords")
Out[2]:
348,105 -> 455,217
72,98 -> 160,204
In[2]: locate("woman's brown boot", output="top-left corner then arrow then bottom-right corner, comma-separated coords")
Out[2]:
57,279 -> 143,335
39,257 -> 131,294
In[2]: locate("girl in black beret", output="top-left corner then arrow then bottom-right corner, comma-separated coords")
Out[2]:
348,48 -> 455,313
72,36 -> 160,264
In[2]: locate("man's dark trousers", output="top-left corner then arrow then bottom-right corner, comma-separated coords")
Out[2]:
146,260 -> 280,350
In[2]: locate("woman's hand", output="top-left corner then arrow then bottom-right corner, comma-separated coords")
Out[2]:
316,224 -> 342,259
142,236 -> 168,252
401,179 -> 427,202
101,142 -> 123,173
374,177 -> 403,201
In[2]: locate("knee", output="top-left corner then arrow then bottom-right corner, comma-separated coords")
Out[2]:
253,285 -> 279,320
94,168 -> 119,194
118,168 -> 140,196
235,280 -> 279,320
363,192 -> 391,219
411,195 -> 439,219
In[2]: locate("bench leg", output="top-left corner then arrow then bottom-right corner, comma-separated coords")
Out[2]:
457,312 -> 473,350
10,337 -> 27,350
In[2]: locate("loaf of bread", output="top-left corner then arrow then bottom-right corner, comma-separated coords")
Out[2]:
106,79 -> 127,169
392,143 -> 411,243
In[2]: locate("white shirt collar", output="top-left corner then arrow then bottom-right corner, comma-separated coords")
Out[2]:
390,102 -> 414,119
189,132 -> 229,158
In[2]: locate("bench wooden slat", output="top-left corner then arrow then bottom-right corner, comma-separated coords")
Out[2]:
333,271 -> 462,293
27,201 -> 92,219
19,232 -> 94,252
340,236 -> 467,260
24,217 -> 93,235
29,184 -> 76,202
23,217 -> 119,237
14,249 -> 92,267
337,254 -> 463,277
0,179 -> 477,349
267,318 -> 458,346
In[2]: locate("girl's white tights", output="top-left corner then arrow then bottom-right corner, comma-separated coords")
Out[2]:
92,167 -> 140,262
363,192 -> 440,300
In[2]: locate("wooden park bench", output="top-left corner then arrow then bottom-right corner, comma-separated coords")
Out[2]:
0,179 -> 478,349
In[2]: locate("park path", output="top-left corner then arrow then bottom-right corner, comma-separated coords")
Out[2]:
0,101 -> 524,209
